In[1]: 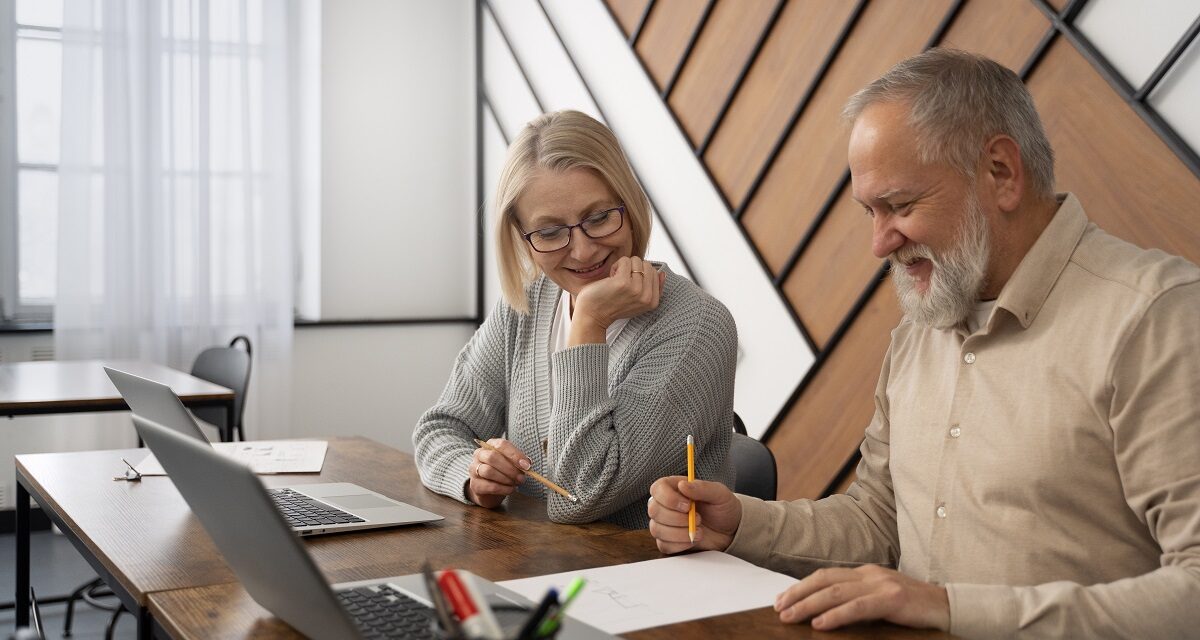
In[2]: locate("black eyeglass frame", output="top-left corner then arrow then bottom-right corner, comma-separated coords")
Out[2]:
519,204 -> 626,253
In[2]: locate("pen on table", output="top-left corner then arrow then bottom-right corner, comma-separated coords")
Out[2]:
421,561 -> 460,636
438,569 -> 504,640
472,438 -> 579,504
514,587 -> 558,640
687,434 -> 696,544
537,576 -> 586,638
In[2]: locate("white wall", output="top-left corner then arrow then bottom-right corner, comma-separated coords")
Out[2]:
321,0 -> 476,320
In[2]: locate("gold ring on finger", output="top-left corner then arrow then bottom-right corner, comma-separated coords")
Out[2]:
631,270 -> 645,275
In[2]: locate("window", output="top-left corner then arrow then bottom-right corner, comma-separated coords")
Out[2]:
1,0 -> 62,320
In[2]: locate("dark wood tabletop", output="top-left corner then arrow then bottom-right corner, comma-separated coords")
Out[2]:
0,359 -> 233,414
20,437 -> 956,639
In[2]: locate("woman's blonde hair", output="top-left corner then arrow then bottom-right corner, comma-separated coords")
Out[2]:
494,110 -> 652,314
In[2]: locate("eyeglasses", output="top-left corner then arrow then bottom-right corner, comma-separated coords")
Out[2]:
521,204 -> 625,253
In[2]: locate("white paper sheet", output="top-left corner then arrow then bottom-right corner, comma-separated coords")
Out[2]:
498,551 -> 799,634
135,440 -> 328,475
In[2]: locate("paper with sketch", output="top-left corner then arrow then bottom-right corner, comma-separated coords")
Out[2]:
498,551 -> 798,634
135,440 -> 328,475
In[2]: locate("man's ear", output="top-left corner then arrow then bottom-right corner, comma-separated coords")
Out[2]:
983,134 -> 1024,212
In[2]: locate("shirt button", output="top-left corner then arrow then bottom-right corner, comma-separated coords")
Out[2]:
963,352 -> 976,364
949,425 -> 961,438
936,505 -> 947,519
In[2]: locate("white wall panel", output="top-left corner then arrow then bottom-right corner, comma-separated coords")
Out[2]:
1150,37 -> 1200,155
321,0 -> 474,319
540,0 -> 815,437
482,104 -> 507,314
1076,0 -> 1200,89
483,8 -> 542,139
290,324 -> 475,453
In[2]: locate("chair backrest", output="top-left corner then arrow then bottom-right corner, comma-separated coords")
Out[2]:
730,414 -> 777,501
189,335 -> 252,438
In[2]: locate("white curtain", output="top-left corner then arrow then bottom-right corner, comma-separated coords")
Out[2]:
55,0 -> 309,440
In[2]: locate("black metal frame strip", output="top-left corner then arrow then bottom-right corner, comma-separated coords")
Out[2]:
529,0 -> 702,286
732,0 -> 868,217
294,317 -> 479,329
1136,13 -> 1200,101
629,0 -> 656,47
1029,0 -> 1200,179
476,0 -> 487,325
696,0 -> 786,157
772,0 -> 966,287
482,0 -> 546,114
661,0 -> 715,100
482,92 -> 512,146
809,2 -> 1075,498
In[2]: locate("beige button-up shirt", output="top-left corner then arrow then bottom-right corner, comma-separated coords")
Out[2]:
727,194 -> 1200,638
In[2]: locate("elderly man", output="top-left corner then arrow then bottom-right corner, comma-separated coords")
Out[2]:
648,48 -> 1200,638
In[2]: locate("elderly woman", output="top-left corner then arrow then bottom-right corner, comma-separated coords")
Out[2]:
413,110 -> 736,528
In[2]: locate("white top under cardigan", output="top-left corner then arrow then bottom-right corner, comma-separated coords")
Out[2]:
411,264 -> 737,529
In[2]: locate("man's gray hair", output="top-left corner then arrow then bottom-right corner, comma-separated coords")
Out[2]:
844,48 -> 1055,198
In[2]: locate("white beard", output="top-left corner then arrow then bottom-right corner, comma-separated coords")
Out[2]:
889,194 -> 991,329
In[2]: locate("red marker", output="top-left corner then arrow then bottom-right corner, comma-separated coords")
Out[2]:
437,569 -> 503,639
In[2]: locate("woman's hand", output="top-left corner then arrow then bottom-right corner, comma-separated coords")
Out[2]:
570,256 -> 666,346
465,438 -> 531,509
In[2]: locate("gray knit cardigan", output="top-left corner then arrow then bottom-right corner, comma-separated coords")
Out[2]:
412,265 -> 736,529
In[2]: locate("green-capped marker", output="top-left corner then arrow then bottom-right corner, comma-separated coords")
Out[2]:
537,576 -> 586,637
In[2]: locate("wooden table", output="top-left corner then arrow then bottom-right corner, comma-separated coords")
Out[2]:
0,359 -> 235,428
4,359 -> 236,627
14,438 -> 954,639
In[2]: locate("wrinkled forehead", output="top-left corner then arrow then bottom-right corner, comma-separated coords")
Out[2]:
848,102 -> 933,201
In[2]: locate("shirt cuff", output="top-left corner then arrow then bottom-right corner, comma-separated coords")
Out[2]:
947,583 -> 1019,639
725,494 -> 776,566
441,450 -> 475,505
550,343 -> 610,414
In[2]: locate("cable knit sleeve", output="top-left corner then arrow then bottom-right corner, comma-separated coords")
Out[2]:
412,299 -> 512,503
544,276 -> 738,528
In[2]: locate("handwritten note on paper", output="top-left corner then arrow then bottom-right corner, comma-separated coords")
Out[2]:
136,440 -> 328,475
498,551 -> 799,634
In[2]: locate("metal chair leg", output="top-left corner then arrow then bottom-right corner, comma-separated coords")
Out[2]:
105,605 -> 128,640
63,577 -> 101,637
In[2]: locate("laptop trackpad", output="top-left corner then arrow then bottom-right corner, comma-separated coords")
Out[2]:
323,494 -> 397,510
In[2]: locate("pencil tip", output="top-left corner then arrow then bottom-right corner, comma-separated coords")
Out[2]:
569,495 -> 579,504
689,532 -> 695,543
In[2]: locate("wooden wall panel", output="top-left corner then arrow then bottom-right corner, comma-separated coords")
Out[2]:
740,0 -> 955,274
702,0 -> 860,208
783,189 -> 877,348
608,0 -> 652,38
784,0 -> 1049,351
668,0 -> 777,147
940,0 -> 1048,72
606,0 -> 1200,504
831,467 -> 858,495
769,284 -> 901,501
635,0 -> 710,92
1028,40 -> 1200,264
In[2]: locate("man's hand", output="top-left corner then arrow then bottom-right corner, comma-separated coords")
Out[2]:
465,438 -> 530,509
647,476 -> 742,554
774,565 -> 949,632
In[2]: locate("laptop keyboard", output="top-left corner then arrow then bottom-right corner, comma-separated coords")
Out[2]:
338,585 -> 437,639
269,488 -> 366,528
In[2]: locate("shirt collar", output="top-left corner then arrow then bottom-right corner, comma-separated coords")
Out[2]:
995,192 -> 1089,329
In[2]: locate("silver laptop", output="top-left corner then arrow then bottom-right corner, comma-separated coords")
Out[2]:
107,366 -> 443,536
132,415 -> 615,640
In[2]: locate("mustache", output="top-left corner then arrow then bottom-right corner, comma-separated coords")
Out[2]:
889,244 -> 934,268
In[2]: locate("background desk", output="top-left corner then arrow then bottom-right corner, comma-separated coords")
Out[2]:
0,359 -> 236,438
15,438 -> 954,639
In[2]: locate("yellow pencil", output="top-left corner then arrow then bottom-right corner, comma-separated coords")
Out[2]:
687,434 -> 696,543
472,438 -> 579,504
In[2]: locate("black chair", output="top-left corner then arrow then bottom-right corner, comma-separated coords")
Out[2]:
731,413 -> 777,501
190,335 -> 253,442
